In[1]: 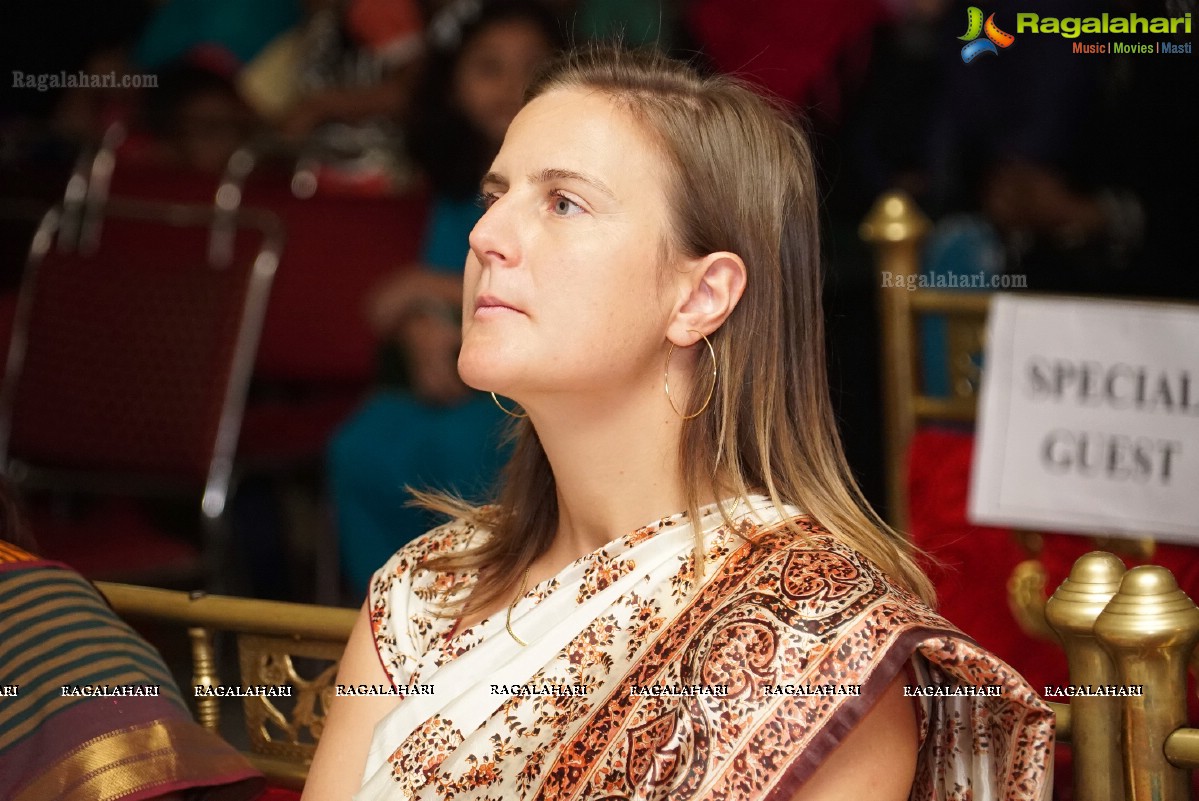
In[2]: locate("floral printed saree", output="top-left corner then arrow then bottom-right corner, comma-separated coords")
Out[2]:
359,496 -> 1053,800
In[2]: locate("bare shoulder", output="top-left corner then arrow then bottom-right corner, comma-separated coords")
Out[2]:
301,604 -> 397,801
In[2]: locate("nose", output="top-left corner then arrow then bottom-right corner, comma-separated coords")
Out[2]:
468,195 -> 518,268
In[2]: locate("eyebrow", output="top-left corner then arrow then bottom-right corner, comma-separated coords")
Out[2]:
479,168 -> 617,201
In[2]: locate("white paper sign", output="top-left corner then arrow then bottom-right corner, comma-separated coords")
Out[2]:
969,295 -> 1199,544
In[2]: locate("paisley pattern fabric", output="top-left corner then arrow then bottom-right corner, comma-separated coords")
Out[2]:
358,497 -> 1053,800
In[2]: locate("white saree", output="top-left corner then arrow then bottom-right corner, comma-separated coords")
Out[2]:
356,496 -> 1053,801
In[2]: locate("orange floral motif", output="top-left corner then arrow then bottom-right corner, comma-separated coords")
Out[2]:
387,714 -> 463,796
624,596 -> 666,662
576,552 -> 636,604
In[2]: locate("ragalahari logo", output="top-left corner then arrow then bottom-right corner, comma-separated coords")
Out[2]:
959,7 -> 1016,62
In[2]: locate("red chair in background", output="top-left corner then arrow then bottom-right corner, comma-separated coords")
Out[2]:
96,143 -> 429,600
0,198 -> 282,588
18,133 -> 431,597
235,177 -> 428,465
100,146 -> 430,466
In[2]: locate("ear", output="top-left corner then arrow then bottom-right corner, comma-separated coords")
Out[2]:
666,251 -> 747,345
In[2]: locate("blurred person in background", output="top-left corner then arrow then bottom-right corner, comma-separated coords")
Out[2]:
903,0 -> 1195,297
328,0 -> 563,595
132,0 -> 303,74
255,0 -> 424,140
0,1 -> 152,167
138,60 -> 259,174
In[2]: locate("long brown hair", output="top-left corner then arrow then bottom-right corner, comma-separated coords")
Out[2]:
415,45 -> 934,613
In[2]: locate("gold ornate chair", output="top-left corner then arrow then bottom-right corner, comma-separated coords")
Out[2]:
858,192 -> 985,533
858,193 -> 1058,635
95,581 -> 355,790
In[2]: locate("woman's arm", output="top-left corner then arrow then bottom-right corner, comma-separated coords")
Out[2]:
301,604 -> 402,801
788,672 -> 919,801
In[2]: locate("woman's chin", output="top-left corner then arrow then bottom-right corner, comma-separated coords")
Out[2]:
457,355 -> 513,394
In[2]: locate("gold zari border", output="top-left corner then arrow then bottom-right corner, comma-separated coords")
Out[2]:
13,717 -> 257,801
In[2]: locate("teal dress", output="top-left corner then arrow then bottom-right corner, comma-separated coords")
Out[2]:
328,196 -> 508,594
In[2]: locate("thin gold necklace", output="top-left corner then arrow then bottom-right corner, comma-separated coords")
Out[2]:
506,567 -> 531,646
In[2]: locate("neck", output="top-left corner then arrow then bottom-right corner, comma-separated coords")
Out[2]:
525,373 -> 696,565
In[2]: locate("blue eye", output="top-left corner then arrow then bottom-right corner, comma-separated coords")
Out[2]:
475,191 -> 499,210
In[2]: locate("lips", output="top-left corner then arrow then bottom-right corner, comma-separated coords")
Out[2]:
474,294 -> 525,314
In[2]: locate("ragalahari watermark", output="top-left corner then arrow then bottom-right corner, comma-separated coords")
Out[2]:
12,70 -> 158,92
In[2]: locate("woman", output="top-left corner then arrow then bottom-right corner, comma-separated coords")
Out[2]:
328,0 -> 562,593
306,46 -> 1053,800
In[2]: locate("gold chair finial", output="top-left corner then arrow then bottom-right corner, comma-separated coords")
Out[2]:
1094,565 -> 1199,801
859,190 -> 931,245
1046,552 -> 1127,801
1048,552 -> 1127,619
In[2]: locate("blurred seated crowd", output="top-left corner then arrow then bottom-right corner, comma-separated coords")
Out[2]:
1,0 -> 1194,591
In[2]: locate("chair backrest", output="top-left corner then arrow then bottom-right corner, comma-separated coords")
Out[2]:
95,581 -> 356,790
860,191 -> 990,531
0,198 -> 282,518
99,143 -> 429,385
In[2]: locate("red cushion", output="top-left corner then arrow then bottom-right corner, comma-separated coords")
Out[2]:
27,497 -> 202,583
908,428 -> 1071,689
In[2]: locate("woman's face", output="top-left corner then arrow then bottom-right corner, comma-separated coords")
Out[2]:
453,19 -> 554,145
458,88 -> 682,408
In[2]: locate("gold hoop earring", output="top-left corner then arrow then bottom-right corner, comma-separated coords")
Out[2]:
491,392 -> 528,419
664,330 -> 717,420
